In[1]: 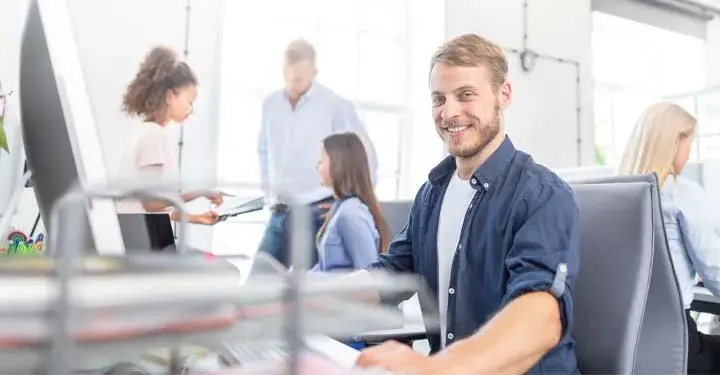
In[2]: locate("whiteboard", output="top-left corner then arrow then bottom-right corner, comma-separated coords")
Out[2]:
503,53 -> 581,169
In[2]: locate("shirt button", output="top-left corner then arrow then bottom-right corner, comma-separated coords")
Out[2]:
483,182 -> 490,189
448,288 -> 455,295
559,264 -> 567,272
470,178 -> 477,185
447,333 -> 454,340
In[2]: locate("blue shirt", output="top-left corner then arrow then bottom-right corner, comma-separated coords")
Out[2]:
367,137 -> 580,374
662,176 -> 720,309
257,83 -> 378,204
312,197 -> 380,272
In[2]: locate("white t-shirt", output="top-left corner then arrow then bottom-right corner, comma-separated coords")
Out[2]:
437,171 -> 476,348
115,121 -> 179,214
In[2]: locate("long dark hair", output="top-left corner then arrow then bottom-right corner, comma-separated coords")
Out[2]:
316,133 -> 390,254
122,46 -> 197,123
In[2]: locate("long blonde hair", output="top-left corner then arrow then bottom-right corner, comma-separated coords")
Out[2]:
618,101 -> 696,187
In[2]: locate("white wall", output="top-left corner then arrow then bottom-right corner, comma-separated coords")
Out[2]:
1,0 -> 222,249
3,0 -> 599,245
706,18 -> 720,86
445,0 -> 595,168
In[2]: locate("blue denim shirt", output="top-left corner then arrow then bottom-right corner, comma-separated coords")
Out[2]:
312,197 -> 380,272
367,137 -> 580,374
662,176 -> 720,309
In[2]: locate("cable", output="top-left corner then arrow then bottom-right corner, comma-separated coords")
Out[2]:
29,212 -> 40,237
173,0 -> 192,238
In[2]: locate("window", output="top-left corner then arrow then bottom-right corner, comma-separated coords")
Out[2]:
215,0 -> 444,251
592,11 -> 706,166
218,0 -> 422,199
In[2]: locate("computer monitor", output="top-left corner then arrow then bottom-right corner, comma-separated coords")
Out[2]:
20,0 -> 127,255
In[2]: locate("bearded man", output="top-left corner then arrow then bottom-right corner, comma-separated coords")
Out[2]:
354,33 -> 582,375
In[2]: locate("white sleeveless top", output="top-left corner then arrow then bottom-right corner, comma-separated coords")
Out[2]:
114,121 -> 179,214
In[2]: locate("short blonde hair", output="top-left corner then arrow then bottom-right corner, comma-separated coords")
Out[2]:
430,33 -> 508,90
618,101 -> 696,186
284,38 -> 316,65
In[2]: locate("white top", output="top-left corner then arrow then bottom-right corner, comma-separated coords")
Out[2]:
436,171 -> 476,348
662,176 -> 720,309
115,121 -> 179,214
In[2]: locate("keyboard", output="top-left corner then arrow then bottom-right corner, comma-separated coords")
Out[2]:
223,340 -> 289,363
223,338 -> 396,374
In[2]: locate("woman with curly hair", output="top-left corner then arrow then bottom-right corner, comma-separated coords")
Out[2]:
118,46 -> 221,230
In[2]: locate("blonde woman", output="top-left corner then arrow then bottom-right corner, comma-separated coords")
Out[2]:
619,101 -> 720,372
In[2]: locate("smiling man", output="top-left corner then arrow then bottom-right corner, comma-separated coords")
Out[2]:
355,34 -> 581,374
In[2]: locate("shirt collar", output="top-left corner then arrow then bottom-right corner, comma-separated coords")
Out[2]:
428,135 -> 517,191
284,81 -> 318,104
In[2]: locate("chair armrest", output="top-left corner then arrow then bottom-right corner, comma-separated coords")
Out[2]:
691,291 -> 720,315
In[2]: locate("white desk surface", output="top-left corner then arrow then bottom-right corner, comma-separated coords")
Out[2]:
229,257 -> 362,367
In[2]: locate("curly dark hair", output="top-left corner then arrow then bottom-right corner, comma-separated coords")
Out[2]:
122,46 -> 197,122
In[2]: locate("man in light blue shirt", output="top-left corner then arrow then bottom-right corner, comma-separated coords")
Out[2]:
257,39 -> 378,267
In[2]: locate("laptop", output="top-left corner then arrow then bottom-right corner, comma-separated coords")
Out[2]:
117,213 -> 175,252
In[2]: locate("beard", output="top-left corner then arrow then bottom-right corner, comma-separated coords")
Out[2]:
438,103 -> 501,158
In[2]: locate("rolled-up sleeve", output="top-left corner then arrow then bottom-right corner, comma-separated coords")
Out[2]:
502,180 -> 580,337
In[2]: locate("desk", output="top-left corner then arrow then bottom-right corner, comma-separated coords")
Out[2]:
304,334 -> 361,369
228,257 -> 362,367
692,287 -> 720,315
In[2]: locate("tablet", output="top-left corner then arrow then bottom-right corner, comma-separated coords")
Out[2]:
217,197 -> 265,221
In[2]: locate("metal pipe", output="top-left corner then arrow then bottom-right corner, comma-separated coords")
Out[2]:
174,0 -> 191,239
503,48 -> 584,167
47,184 -> 189,374
522,0 -> 529,51
285,200 -> 312,375
506,0 -> 585,167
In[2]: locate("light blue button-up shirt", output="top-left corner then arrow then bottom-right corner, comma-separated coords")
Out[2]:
312,197 -> 380,272
662,176 -> 720,309
257,82 -> 378,204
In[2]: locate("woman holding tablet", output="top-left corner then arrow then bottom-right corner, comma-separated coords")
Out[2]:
119,46 -> 221,226
311,132 -> 390,272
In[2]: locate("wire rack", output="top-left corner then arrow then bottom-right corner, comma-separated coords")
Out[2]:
38,180 -> 414,375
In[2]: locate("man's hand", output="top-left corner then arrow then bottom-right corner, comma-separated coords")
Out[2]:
317,202 -> 333,220
192,211 -> 219,225
355,341 -> 436,375
206,191 -> 224,206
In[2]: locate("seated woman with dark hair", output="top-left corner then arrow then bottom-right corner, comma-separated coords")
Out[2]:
312,132 -> 390,272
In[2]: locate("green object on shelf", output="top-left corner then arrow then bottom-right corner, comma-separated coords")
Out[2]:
0,91 -> 8,154
0,115 -> 8,153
